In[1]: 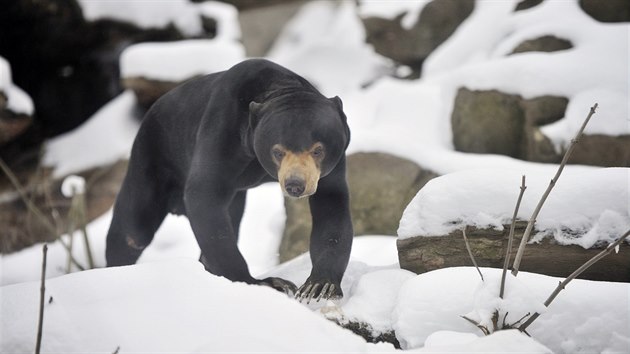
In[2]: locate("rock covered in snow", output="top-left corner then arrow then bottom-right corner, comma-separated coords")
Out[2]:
119,3 -> 245,110
396,168 -> 630,281
357,0 -> 475,75
0,57 -> 34,146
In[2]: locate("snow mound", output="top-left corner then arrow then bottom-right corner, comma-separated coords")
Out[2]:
394,267 -> 629,353
398,168 -> 630,248
415,330 -> 551,353
0,56 -> 34,115
0,259 -> 371,353
42,90 -> 140,178
423,0 -> 628,145
120,39 -> 245,82
268,1 -> 391,97
77,0 -> 203,36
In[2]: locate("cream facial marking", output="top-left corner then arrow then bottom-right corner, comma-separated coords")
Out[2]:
272,143 -> 324,198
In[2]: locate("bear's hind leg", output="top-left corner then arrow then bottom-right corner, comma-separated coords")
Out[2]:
105,172 -> 168,267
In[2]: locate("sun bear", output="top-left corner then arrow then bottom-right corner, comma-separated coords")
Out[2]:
106,59 -> 353,302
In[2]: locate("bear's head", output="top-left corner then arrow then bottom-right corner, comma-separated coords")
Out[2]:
249,93 -> 350,199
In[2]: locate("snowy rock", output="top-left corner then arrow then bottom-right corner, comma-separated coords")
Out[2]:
510,35 -> 573,54
451,87 -> 629,167
120,39 -> 245,109
397,168 -> 630,281
451,88 -> 526,159
237,0 -> 306,57
358,0 -> 474,74
579,0 -> 630,23
0,58 -> 34,146
280,152 -> 438,262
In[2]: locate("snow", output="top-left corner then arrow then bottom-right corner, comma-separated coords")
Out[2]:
0,56 -> 34,115
421,0 -> 629,143
0,259 -> 372,353
60,175 -> 86,197
42,90 -> 140,178
357,0 -> 430,30
77,0 -> 204,36
120,39 -> 245,82
393,267 -> 629,354
398,168 -> 630,248
4,0 -> 629,352
197,1 -> 241,41
267,1 -> 392,97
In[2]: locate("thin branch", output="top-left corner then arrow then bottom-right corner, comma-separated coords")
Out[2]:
461,315 -> 490,336
462,228 -> 484,281
501,175 -> 526,298
512,103 -> 598,276
509,312 -> 531,328
0,157 -> 56,233
0,157 -> 85,271
35,244 -> 48,354
519,229 -> 630,332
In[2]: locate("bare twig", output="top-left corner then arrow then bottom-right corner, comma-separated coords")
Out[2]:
0,157 -> 85,271
462,228 -> 484,281
500,175 -> 526,298
0,157 -> 56,233
509,312 -> 531,328
512,103 -> 598,276
35,244 -> 48,354
461,315 -> 490,336
519,229 -> 630,332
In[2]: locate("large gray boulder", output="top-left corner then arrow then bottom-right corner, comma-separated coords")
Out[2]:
279,152 -> 438,262
451,87 -> 630,167
359,0 -> 474,75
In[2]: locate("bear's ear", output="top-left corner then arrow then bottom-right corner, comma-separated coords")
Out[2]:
330,96 -> 343,111
249,101 -> 264,129
330,96 -> 350,147
330,96 -> 347,123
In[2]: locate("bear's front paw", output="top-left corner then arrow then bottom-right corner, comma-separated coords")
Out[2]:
259,277 -> 297,296
295,279 -> 343,304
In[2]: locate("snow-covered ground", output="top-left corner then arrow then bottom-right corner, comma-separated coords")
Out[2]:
2,0 -> 629,352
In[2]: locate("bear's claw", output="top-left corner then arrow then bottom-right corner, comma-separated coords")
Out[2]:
295,281 -> 339,304
260,277 -> 297,296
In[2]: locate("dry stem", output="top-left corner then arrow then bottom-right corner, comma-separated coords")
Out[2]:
35,244 -> 48,354
512,103 -> 598,276
462,228 -> 484,281
500,175 -> 526,298
519,229 -> 630,331
0,157 -> 85,270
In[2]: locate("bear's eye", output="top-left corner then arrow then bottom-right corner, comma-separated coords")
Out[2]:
272,148 -> 285,161
311,145 -> 324,159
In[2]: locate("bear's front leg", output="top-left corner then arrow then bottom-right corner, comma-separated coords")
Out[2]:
296,158 -> 353,304
184,174 -> 297,295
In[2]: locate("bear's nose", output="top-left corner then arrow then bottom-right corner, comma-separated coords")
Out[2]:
285,178 -> 305,198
